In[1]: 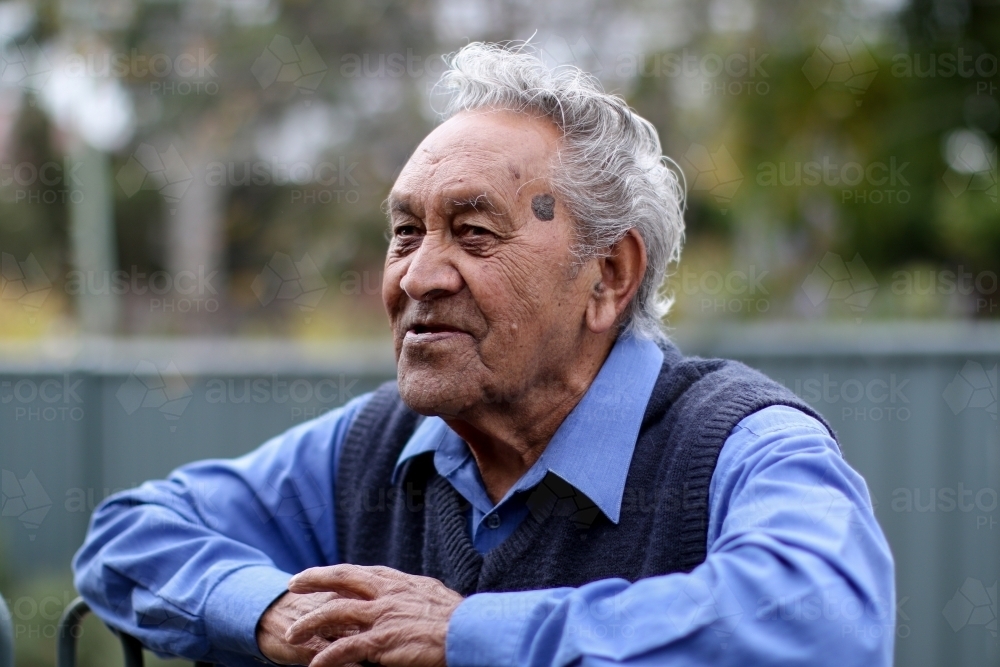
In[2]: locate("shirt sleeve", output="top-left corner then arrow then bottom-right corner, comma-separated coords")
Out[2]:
72,393 -> 371,667
446,405 -> 896,667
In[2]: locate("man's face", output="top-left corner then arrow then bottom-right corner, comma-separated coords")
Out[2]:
383,110 -> 598,417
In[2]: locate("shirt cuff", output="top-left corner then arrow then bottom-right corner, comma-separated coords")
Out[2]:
203,565 -> 293,660
446,589 -> 564,667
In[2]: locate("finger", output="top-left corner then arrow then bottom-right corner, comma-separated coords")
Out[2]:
308,633 -> 377,667
286,599 -> 379,644
290,564 -> 383,599
365,564 -> 413,581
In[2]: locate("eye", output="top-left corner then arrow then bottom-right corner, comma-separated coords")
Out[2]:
461,225 -> 495,238
389,222 -> 423,255
392,224 -> 423,243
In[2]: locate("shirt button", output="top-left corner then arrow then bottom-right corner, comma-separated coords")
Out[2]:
485,513 -> 501,529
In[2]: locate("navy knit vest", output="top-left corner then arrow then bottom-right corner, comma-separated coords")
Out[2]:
334,343 -> 836,596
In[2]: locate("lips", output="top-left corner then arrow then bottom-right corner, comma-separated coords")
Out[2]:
408,323 -> 465,335
402,320 -> 471,343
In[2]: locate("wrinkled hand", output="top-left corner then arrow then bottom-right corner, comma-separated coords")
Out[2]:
283,564 -> 464,667
257,590 -> 345,666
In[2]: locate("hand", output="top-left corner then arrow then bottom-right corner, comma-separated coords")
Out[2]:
284,564 -> 464,667
256,591 -> 343,666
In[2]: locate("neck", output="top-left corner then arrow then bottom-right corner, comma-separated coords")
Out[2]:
444,332 -> 616,503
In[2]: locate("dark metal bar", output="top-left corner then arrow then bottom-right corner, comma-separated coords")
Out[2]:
119,630 -> 145,667
0,594 -> 14,667
56,597 -> 91,667
56,597 -> 215,667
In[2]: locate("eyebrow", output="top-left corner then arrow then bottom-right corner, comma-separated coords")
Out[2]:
386,190 -> 508,227
444,192 -> 499,215
388,197 -> 413,216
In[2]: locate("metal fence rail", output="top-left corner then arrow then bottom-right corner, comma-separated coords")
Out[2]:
56,598 -> 212,667
1,323 -> 998,667
0,595 -> 13,667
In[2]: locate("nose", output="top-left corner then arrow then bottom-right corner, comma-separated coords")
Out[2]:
399,231 -> 464,301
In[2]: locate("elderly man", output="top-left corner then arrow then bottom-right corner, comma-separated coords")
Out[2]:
75,43 -> 894,667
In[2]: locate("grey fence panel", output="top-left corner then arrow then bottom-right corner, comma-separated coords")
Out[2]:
1,326 -> 998,667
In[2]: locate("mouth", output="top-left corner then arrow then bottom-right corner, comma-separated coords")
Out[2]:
403,322 -> 470,342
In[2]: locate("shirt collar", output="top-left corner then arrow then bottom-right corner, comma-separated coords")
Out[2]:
391,333 -> 665,524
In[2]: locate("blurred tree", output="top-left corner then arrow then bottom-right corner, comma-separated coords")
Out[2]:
0,0 -> 996,335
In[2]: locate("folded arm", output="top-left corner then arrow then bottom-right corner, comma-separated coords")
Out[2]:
445,406 -> 896,667
72,396 -> 369,666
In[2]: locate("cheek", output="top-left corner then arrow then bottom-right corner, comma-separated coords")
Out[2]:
382,259 -> 407,315
469,247 -> 574,330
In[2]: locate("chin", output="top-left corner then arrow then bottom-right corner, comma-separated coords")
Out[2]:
397,366 -> 474,418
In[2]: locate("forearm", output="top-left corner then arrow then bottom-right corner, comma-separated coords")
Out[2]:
73,399 -> 367,662
448,409 -> 895,667
447,544 -> 893,667
73,482 -> 293,665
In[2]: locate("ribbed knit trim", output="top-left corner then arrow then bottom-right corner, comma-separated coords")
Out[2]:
334,351 -> 841,593
335,382 -> 420,564
427,475 -> 483,595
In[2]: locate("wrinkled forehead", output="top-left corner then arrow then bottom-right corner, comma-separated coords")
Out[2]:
390,110 -> 561,211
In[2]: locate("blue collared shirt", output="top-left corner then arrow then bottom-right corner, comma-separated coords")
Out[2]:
393,333 -> 663,553
74,334 -> 895,667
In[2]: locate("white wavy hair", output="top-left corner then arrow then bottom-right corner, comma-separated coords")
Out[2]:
433,41 -> 686,338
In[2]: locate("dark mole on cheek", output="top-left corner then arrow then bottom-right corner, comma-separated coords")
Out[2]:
531,194 -> 556,221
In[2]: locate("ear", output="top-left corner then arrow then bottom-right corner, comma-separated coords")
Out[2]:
585,228 -> 647,334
